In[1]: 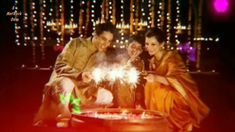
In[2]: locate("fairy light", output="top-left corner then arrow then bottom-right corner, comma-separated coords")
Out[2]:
23,0 -> 28,46
60,0 -> 65,45
139,0 -> 147,30
91,0 -> 96,31
32,2 -> 37,27
79,0 -> 85,37
141,7 -> 145,18
69,0 -> 74,34
160,0 -> 165,30
120,0 -> 124,22
130,1 -> 135,33
157,2 -> 162,28
111,0 -> 116,24
108,0 -> 112,22
150,0 -> 155,27
70,0 -> 74,22
147,0 -> 152,28
46,1 -> 53,34
56,1 -> 62,44
101,0 -> 105,21
105,0 -> 108,21
166,13 -> 171,44
175,0 -> 180,45
30,0 -> 37,64
40,0 -> 46,60
193,37 -> 220,42
14,0 -> 21,46
85,1 -> 91,37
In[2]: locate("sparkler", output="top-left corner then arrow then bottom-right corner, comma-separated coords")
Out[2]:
91,67 -> 105,84
91,65 -> 140,87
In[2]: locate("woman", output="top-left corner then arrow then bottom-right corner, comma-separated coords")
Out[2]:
144,28 -> 209,131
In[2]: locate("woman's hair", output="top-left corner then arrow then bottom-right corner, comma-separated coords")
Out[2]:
95,22 -> 116,36
145,28 -> 166,43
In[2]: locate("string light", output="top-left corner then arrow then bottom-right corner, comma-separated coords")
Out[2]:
85,1 -> 91,37
147,0 -> 152,28
120,0 -> 124,22
157,2 -> 162,28
175,0 -> 181,45
40,0 -> 46,60
130,0 -> 134,33
79,0 -> 85,37
23,0 -> 28,46
166,13 -> 171,45
193,37 -> 220,42
30,0 -> 36,64
14,0 -> 21,46
91,0 -> 96,31
111,0 -> 116,24
56,0 -> 62,44
108,0 -> 112,22
69,0 -> 74,36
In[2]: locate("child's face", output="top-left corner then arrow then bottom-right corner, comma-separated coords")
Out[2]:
127,41 -> 143,58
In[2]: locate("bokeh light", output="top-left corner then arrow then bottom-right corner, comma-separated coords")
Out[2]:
214,0 -> 229,13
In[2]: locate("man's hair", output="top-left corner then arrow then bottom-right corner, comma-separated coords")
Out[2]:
95,22 -> 116,36
145,28 -> 166,43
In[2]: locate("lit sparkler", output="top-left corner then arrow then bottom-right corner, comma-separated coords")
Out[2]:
91,65 -> 140,87
126,67 -> 140,86
92,67 -> 105,84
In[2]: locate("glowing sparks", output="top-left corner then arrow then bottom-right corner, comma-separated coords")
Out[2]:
126,67 -> 140,85
107,67 -> 125,82
91,65 -> 140,87
92,67 -> 105,84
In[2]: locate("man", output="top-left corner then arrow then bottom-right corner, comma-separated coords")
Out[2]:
33,22 -> 116,127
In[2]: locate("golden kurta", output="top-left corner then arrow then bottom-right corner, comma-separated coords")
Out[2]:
34,37 -> 102,123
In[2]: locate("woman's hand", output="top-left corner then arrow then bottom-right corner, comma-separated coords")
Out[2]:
144,74 -> 169,85
144,74 -> 155,83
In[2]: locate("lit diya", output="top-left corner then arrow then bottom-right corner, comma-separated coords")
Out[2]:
71,108 -> 169,132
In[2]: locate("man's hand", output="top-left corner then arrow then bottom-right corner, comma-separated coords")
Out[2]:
82,72 -> 92,83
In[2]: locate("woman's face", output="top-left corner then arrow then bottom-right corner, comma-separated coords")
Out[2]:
145,36 -> 163,56
127,41 -> 142,58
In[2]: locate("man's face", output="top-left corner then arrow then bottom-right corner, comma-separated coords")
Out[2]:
96,31 -> 113,52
